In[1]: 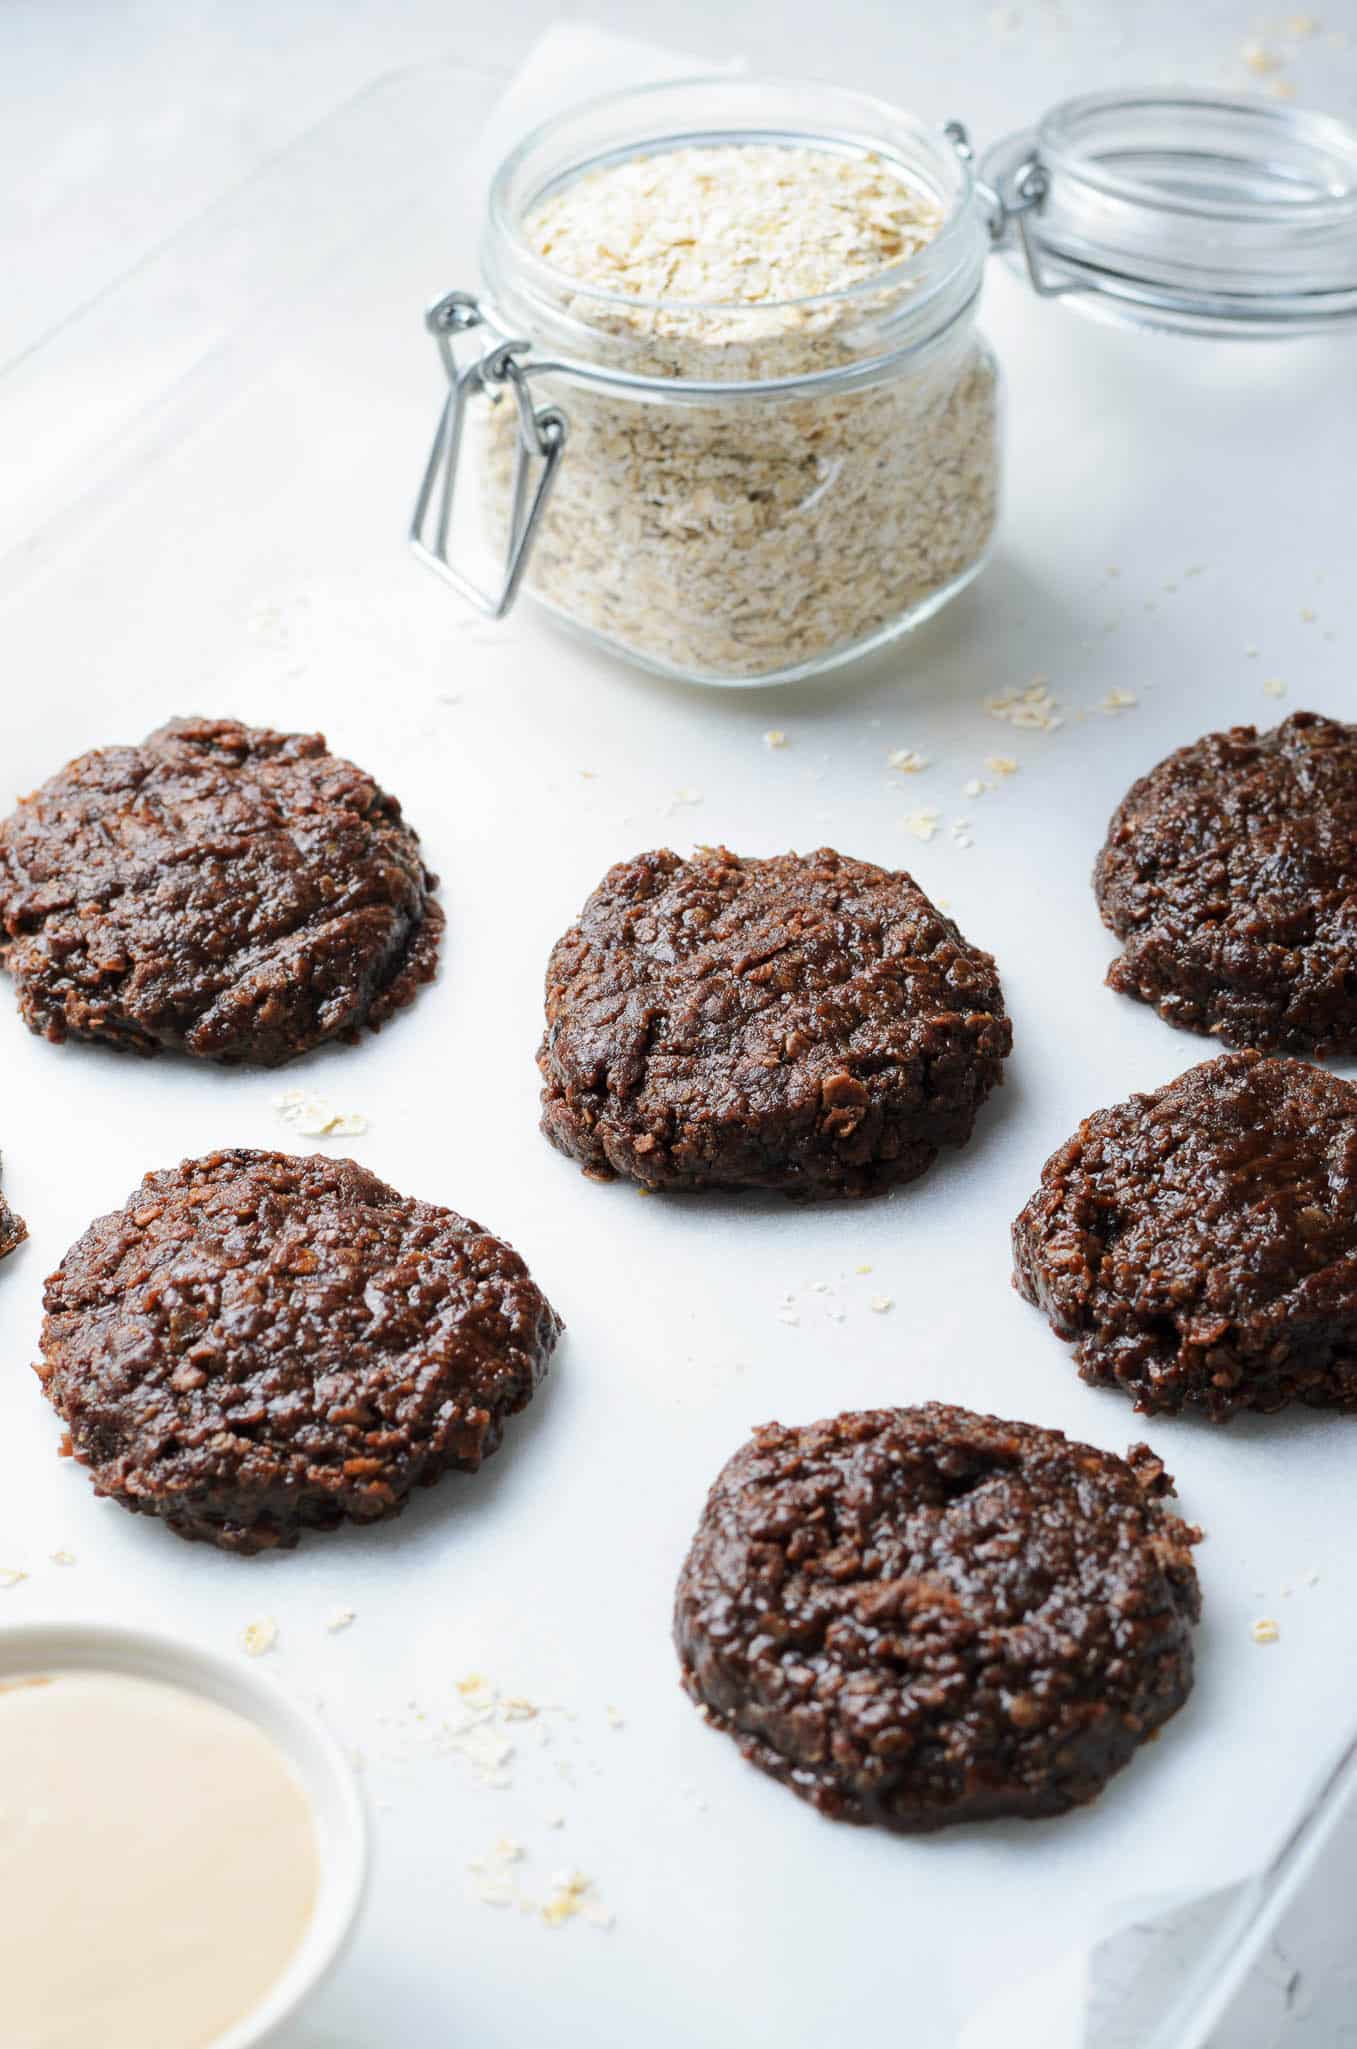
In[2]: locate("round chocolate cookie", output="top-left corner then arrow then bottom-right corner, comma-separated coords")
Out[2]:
37,1149 -> 561,1553
0,1158 -> 24,1261
539,847 -> 1011,1198
674,1405 -> 1200,1832
1095,711 -> 1357,1055
0,716 -> 442,1064
1013,1050 -> 1357,1420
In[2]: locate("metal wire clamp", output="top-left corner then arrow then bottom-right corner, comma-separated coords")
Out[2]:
411,291 -> 567,618
944,122 -> 1068,299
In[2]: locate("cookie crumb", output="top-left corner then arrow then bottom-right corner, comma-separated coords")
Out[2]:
1240,37 -> 1281,71
326,1608 -> 356,1633
763,729 -> 788,749
869,1295 -> 894,1313
1263,677 -> 1287,698
1101,688 -> 1138,713
887,748 -> 929,773
50,1550 -> 76,1567
0,1568 -> 27,1591
242,1618 -> 278,1657
1252,1617 -> 1280,1645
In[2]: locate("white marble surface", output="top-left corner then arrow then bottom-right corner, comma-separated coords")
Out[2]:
7,4 -> 1357,2049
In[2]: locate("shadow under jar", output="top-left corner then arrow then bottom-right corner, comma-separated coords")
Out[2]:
421,79 -> 999,688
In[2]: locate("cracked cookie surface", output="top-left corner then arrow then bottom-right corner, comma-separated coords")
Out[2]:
539,846 -> 1011,1197
38,1149 -> 561,1553
1095,711 -> 1357,1055
674,1404 -> 1200,1830
0,716 -> 442,1064
1013,1050 -> 1357,1419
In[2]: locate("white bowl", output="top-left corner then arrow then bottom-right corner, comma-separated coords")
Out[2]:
0,1617 -> 368,2048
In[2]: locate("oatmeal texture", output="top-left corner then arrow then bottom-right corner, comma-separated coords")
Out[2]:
539,846 -> 1011,1198
0,1161 -> 24,1261
0,717 -> 442,1065
482,144 -> 998,678
1013,1050 -> 1357,1420
674,1405 -> 1201,1831
38,1149 -> 562,1553
1096,711 -> 1357,1055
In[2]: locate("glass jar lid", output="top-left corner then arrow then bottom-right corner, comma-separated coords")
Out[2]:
977,87 -> 1357,336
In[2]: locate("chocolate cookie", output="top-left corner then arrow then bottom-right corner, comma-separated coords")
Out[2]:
1013,1050 -> 1357,1419
0,1160 -> 24,1260
539,847 -> 1011,1198
0,716 -> 442,1065
1095,711 -> 1357,1055
37,1149 -> 561,1553
674,1405 -> 1200,1831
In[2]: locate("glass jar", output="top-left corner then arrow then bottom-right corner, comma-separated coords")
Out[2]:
415,80 -> 998,688
414,80 -> 1357,687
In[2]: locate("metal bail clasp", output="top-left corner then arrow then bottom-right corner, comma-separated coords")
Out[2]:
944,121 -> 1068,300
410,290 -> 568,619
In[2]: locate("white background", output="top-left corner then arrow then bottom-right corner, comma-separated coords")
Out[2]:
4,7 -> 1357,2047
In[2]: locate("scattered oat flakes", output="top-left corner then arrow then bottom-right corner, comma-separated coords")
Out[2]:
985,755 -> 1019,778
763,729 -> 788,749
1101,688 -> 1138,713
1263,677 -> 1287,698
985,681 -> 1063,731
888,748 -> 930,773
1252,1618 -> 1280,1645
904,808 -> 941,843
242,1618 -> 278,1658
0,1568 -> 26,1591
869,1296 -> 894,1313
542,1869 -> 606,1928
50,1551 -> 76,1567
273,1089 -> 368,1140
326,1608 -> 356,1633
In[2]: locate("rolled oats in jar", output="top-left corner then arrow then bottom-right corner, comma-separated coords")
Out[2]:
443,81 -> 1000,687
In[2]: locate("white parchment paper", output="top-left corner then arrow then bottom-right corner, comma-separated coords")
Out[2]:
1,25 -> 1355,2047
